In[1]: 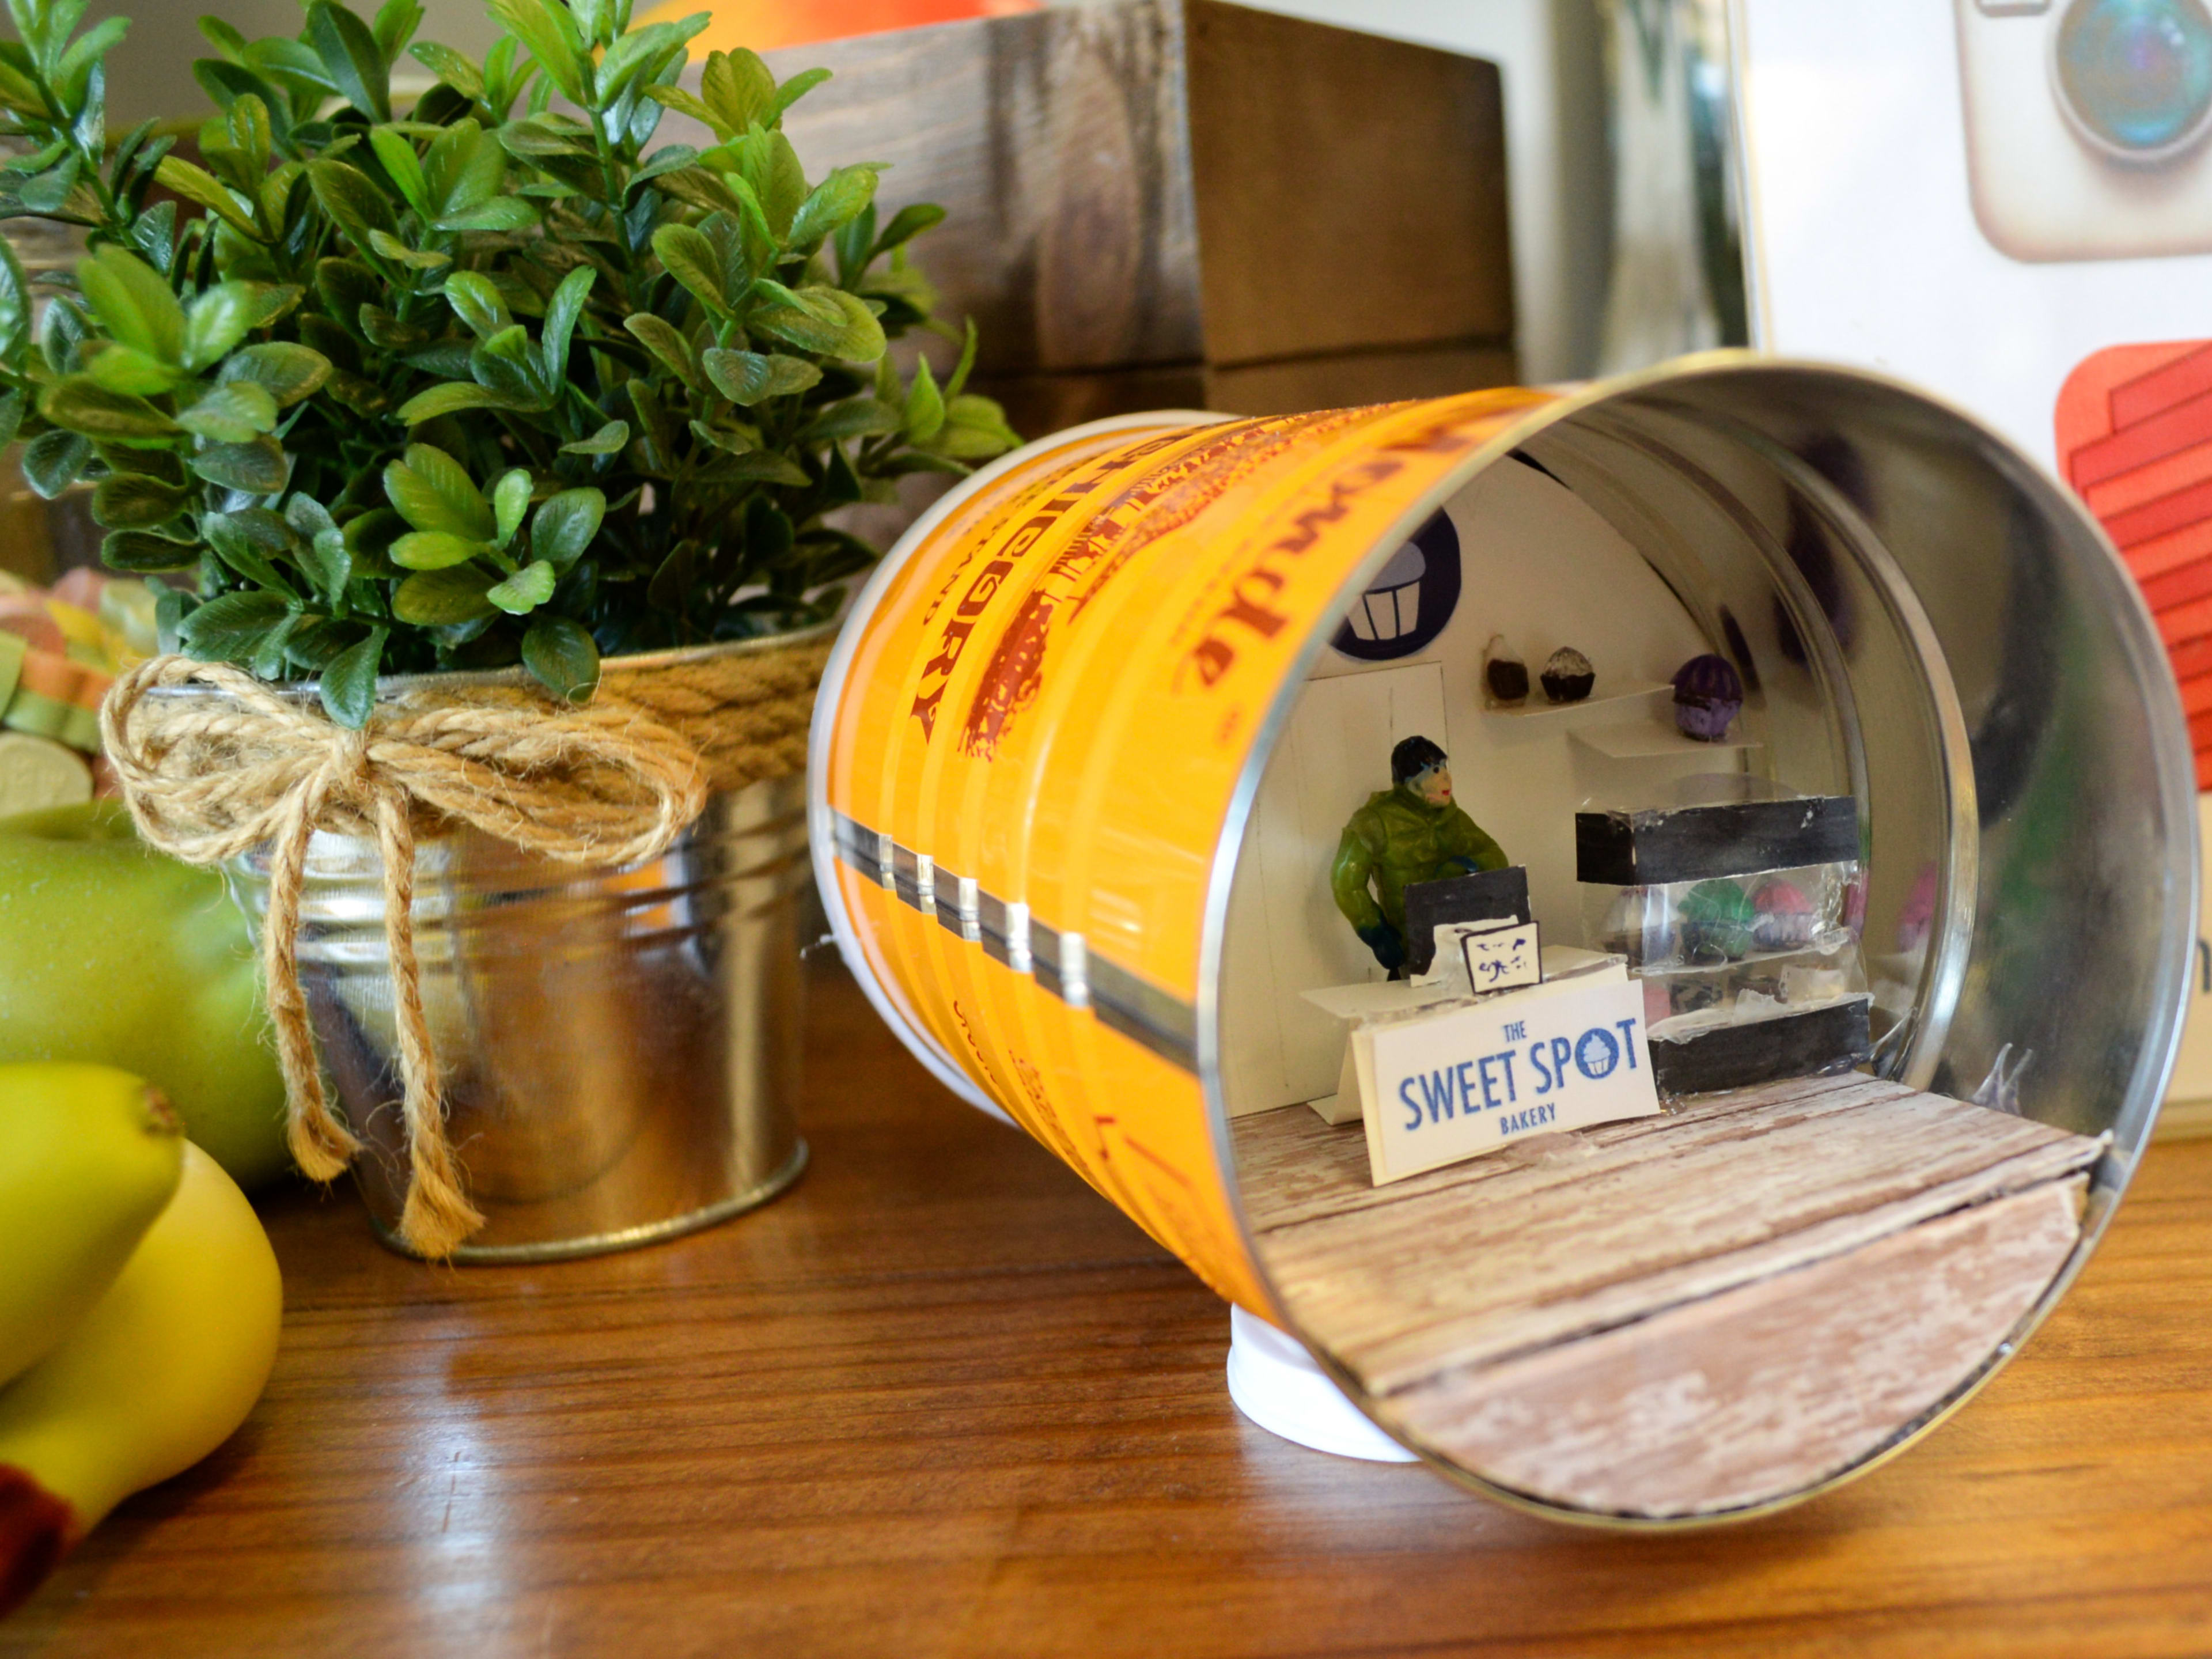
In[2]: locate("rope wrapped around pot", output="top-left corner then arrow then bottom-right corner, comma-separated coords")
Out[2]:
99,638 -> 833,1259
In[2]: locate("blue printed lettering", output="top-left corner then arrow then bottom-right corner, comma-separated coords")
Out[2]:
1400,1075 -> 1423,1132
1529,1040 -> 1554,1093
1616,1018 -> 1640,1068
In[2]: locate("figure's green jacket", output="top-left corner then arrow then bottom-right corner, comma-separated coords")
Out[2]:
1331,787 -> 1508,939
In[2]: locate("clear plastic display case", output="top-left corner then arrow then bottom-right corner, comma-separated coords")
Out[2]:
1575,792 -> 1871,1094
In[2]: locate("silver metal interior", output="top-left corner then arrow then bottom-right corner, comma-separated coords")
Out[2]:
1205,356 -> 2198,1520
1517,363 -> 2197,1195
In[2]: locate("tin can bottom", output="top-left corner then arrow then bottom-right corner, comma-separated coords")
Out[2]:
363,1139 -> 810,1264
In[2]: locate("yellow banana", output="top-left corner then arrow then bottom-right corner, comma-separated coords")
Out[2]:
0,1142 -> 281,1615
0,1063 -> 184,1387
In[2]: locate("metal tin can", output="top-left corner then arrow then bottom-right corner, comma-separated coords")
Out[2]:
808,355 -> 2196,1519
224,639 -> 814,1263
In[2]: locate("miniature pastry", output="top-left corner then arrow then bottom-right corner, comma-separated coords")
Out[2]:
1751,877 -> 1817,951
1679,878 -> 1755,962
1483,635 -> 1529,706
1540,646 -> 1593,703
1672,653 -> 1743,741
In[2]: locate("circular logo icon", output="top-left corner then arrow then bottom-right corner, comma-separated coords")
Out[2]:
1574,1027 -> 1621,1081
1331,510 -> 1461,662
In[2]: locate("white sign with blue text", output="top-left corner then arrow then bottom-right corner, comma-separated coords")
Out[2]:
1355,967 -> 1661,1186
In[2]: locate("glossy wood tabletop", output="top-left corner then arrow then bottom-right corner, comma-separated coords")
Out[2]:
7,962 -> 2211,1658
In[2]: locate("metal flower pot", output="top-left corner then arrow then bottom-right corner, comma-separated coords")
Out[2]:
219,652 -> 814,1263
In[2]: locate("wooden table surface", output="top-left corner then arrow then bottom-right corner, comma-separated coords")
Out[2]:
7,962 -> 2211,1658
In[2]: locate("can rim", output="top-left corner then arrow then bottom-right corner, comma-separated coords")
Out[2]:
1194,349 -> 2198,1524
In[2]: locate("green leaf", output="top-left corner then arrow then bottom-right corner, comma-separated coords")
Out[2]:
700,347 -> 820,406
699,449 -> 809,487
393,564 -> 497,624
391,529 -> 484,570
182,282 -> 259,370
101,528 -> 202,573
688,418 -> 753,454
385,442 -> 493,539
873,201 -> 946,259
434,195 -> 536,233
307,1 -> 392,123
787,163 -> 877,253
539,264 -> 594,382
81,340 -> 187,396
749,282 -> 885,362
529,487 -> 604,568
944,315 -> 980,399
902,354 -> 945,444
306,158 -> 398,249
622,312 -> 699,389
805,396 -> 901,444
21,430 -> 90,499
700,49 -> 776,134
219,342 -> 332,407
154,156 -> 260,238
560,419 -> 630,455
0,388 -> 24,452
317,626 -> 387,729
75,245 -> 187,366
39,377 -> 179,440
485,0 -> 586,103
393,381 -> 535,424
770,66 -> 830,122
651,222 -> 726,317
927,393 -> 1022,461
410,41 -> 484,100
492,467 -> 531,547
0,228 -> 27,373
367,125 -> 428,216
296,526 -> 351,599
442,269 -> 511,339
179,381 -> 279,443
366,228 -> 448,270
177,589 -> 291,662
486,558 -> 555,615
91,471 -> 189,528
56,17 -> 128,113
521,614 -> 599,703
17,153 -> 80,215
190,436 -> 290,493
202,510 -> 296,592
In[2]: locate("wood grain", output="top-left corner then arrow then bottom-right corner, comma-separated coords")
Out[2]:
4,963 -> 2208,1657
745,1 -> 1517,429
1235,1074 -> 2105,1513
1394,1176 -> 2089,1517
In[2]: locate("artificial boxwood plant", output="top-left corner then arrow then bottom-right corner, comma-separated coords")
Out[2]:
0,0 -> 1020,723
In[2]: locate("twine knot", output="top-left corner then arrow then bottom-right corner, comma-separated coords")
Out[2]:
100,639 -> 831,1257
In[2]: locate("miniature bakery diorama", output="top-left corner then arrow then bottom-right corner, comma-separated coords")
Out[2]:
813,360 -> 2194,1525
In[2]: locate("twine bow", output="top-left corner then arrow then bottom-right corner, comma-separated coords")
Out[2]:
100,641 -> 830,1257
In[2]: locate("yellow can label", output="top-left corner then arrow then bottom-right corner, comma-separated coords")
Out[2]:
824,391 -> 1552,1310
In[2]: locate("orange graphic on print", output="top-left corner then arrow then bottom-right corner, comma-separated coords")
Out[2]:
2058,342 -> 2212,790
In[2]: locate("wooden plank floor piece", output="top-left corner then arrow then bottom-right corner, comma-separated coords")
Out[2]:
1236,1075 -> 2105,1393
1389,1175 -> 2090,1518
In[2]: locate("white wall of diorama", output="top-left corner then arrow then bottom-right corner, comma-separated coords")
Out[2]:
1217,456 -> 1747,1118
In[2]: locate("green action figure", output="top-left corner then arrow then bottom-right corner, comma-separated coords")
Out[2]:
1331,736 -> 1508,974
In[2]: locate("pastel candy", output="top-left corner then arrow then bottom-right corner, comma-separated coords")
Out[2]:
0,730 -> 92,817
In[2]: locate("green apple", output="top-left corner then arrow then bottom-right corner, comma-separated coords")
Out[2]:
0,801 -> 289,1189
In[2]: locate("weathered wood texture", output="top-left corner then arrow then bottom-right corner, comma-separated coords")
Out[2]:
7,966 -> 2210,1657
1233,1074 -> 2107,1516
733,0 -> 1517,430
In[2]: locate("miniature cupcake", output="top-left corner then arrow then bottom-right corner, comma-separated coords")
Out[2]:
1483,634 -> 1529,705
1540,646 -> 1594,703
1672,653 -> 1744,742
1679,878 -> 1756,961
1751,878 -> 1818,951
